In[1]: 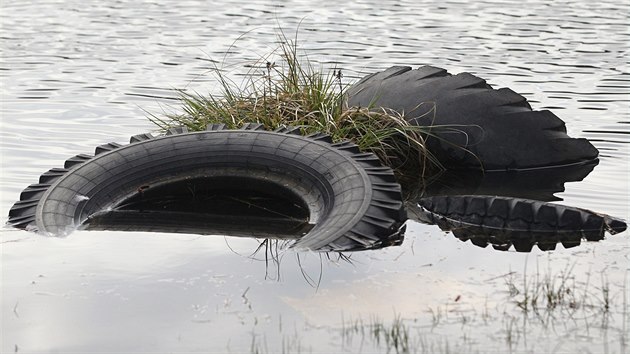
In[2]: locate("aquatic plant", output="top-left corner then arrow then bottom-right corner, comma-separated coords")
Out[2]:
341,315 -> 412,354
504,262 -> 617,317
149,31 -> 444,181
240,266 -> 628,354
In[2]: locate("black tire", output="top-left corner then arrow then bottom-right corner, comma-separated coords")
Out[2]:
412,195 -> 626,252
8,124 -> 407,251
346,66 -> 599,171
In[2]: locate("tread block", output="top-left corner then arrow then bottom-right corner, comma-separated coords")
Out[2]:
206,123 -> 226,131
274,125 -> 305,135
465,197 -> 487,216
487,197 -> 509,219
7,215 -> 36,228
365,167 -> 398,183
306,132 -> 334,143
64,154 -> 92,169
8,200 -> 38,217
240,123 -> 265,131
558,208 -> 582,229
20,184 -> 51,200
447,196 -> 467,216
40,168 -> 69,183
352,153 -> 383,167
130,133 -> 154,143
510,200 -> 534,223
344,232 -> 378,245
95,142 -> 123,155
331,141 -> 361,154
534,204 -> 558,227
166,126 -> 189,135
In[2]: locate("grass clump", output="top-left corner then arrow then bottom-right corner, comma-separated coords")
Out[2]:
149,33 -> 444,183
504,262 -> 616,319
341,315 -> 412,354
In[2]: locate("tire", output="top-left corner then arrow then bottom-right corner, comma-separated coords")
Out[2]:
8,124 -> 407,251
412,195 -> 626,252
346,66 -> 599,171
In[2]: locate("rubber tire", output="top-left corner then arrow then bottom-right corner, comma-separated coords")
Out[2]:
8,124 -> 407,251
346,66 -> 599,171
412,195 -> 626,252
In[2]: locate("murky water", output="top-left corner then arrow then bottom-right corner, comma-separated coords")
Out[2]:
1,0 -> 628,353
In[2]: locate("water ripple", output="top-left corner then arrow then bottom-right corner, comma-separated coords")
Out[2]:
1,0 -> 628,221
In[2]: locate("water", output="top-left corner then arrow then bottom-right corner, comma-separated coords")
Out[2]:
1,0 -> 629,353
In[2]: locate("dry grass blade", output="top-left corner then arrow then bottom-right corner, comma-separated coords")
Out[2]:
150,31 -> 479,186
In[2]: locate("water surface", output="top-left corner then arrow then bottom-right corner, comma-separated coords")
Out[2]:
1,0 -> 628,353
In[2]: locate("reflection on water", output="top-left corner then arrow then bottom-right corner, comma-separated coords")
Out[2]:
80,158 -> 615,254
405,163 -> 628,253
419,160 -> 599,201
1,0 -> 629,353
411,195 -> 627,252
77,155 -> 614,255
85,210 -> 315,239
84,175 -> 315,238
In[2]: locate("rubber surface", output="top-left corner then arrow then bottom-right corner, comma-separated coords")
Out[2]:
8,124 -> 407,251
346,66 -> 599,171
412,195 -> 626,252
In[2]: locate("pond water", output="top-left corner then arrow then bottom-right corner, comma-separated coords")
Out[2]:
1,0 -> 628,353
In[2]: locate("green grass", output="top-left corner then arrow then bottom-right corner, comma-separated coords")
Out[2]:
241,265 -> 628,354
341,315 -> 411,354
504,262 -> 616,318
148,32 -> 445,184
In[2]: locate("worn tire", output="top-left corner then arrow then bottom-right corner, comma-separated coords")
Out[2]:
412,195 -> 626,252
346,66 -> 599,170
8,124 -> 407,251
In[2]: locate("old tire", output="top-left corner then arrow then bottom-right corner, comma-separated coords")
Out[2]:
8,124 -> 407,251
412,195 -> 626,252
346,66 -> 599,171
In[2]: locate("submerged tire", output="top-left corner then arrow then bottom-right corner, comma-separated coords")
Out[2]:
8,124 -> 407,251
412,195 -> 626,252
346,66 -> 599,171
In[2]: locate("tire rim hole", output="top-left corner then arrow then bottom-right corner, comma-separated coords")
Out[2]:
85,176 -> 314,238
